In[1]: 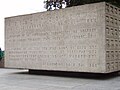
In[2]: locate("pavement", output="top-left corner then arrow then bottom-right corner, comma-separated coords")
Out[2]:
0,68 -> 120,90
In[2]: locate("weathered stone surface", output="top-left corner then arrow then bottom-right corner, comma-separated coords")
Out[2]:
5,2 -> 120,73
0,59 -> 4,68
105,3 -> 120,73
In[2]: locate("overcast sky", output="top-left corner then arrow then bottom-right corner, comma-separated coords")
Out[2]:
0,0 -> 46,50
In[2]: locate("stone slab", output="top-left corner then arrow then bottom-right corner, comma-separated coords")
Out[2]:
5,2 -> 120,73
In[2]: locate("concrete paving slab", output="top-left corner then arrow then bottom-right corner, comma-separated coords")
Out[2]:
0,69 -> 120,90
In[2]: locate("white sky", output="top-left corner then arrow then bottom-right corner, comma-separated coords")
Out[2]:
0,0 -> 46,50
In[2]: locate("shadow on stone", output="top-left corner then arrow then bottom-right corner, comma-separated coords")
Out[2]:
12,69 -> 120,80
25,69 -> 120,80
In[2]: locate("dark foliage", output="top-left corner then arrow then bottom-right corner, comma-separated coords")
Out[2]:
67,0 -> 120,7
0,48 -> 4,60
44,0 -> 120,11
44,0 -> 66,11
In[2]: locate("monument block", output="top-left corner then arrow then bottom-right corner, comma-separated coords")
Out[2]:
5,2 -> 120,73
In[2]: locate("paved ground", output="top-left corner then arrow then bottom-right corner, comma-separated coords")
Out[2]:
0,68 -> 120,90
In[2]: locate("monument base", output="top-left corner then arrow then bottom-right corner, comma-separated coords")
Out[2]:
29,69 -> 120,78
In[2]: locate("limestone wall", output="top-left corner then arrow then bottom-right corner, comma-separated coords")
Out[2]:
105,3 -> 120,73
5,2 -> 120,73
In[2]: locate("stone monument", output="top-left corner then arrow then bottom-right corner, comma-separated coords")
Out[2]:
5,2 -> 120,73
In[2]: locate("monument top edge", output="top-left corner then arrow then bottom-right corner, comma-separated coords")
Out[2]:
5,2 -> 109,19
